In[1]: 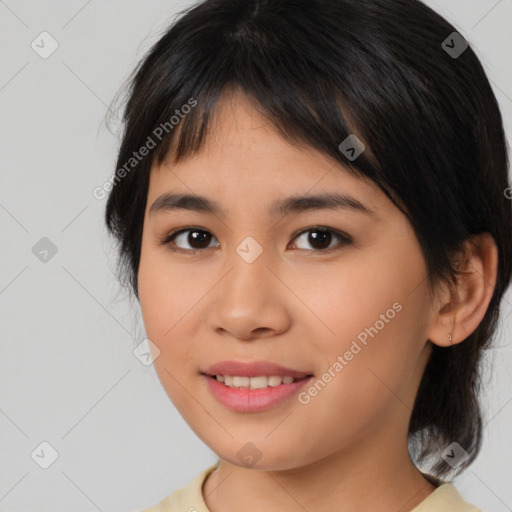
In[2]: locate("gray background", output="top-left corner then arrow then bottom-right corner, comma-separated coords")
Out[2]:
1,1 -> 511,511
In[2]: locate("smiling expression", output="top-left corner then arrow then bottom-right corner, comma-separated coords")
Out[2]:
137,89 -> 437,470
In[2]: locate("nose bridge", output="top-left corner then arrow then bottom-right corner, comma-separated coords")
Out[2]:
207,231 -> 291,339
223,233 -> 272,300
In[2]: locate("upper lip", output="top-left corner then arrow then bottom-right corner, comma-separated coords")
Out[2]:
203,360 -> 313,379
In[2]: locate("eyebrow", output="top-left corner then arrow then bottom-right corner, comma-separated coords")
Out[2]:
149,192 -> 376,218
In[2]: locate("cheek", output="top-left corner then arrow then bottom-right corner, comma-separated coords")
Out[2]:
137,254 -> 197,408
292,309 -> 425,461
298,252 -> 410,346
137,247 -> 208,386
138,245 -> 196,336
302,251 -> 429,407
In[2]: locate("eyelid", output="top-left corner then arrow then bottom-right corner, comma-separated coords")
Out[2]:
289,225 -> 352,245
157,225 -> 216,249
158,225 -> 353,253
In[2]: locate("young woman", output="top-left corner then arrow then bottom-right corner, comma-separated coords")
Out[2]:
105,0 -> 512,510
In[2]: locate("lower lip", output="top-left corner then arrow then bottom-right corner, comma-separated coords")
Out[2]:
203,374 -> 313,412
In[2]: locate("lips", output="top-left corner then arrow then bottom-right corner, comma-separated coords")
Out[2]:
202,360 -> 313,379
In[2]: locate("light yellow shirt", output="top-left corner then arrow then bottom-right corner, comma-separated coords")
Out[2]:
140,463 -> 482,512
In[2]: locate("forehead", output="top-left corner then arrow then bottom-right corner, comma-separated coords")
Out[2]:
146,90 -> 386,218
163,90 -> 326,168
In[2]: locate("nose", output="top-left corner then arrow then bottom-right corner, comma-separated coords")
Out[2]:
206,241 -> 292,341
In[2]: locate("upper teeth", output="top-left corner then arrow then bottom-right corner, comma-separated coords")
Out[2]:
216,375 -> 296,388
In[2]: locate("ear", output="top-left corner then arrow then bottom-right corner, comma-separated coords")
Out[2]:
427,232 -> 498,347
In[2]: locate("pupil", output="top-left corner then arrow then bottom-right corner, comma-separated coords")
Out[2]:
190,230 -> 210,248
310,230 -> 330,249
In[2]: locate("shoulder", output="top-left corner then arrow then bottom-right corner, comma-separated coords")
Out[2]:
411,481 -> 482,512
138,463 -> 219,512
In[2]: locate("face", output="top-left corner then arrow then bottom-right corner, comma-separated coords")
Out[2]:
138,91 -> 436,471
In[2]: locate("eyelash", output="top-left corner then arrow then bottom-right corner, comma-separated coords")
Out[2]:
157,225 -> 353,254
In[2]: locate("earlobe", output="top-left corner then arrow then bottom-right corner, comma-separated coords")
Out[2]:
427,232 -> 498,348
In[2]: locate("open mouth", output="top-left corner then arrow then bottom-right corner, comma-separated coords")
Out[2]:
205,374 -> 313,390
202,371 -> 315,412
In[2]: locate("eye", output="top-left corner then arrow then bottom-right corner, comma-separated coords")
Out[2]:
158,226 -> 352,253
289,227 -> 352,252
159,227 -> 219,252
